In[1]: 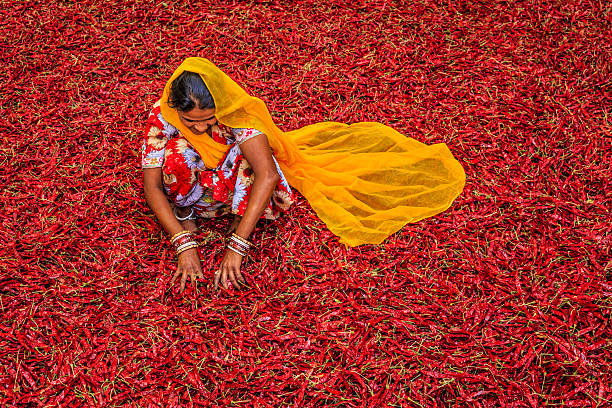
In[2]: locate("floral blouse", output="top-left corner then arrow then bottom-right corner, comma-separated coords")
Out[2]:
140,100 -> 295,219
141,100 -> 262,169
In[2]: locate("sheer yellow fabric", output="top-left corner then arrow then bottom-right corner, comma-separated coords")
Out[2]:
160,57 -> 466,246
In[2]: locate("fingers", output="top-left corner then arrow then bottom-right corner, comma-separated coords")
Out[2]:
228,269 -> 241,290
213,269 -> 230,291
221,270 -> 229,290
171,267 -> 201,292
170,269 -> 181,286
173,259 -> 245,293
173,249 -> 204,292
213,270 -> 221,291
213,268 -> 245,291
180,268 -> 188,292
188,268 -> 196,289
213,250 -> 247,292
235,269 -> 246,285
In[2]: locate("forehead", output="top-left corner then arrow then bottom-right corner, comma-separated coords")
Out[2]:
180,107 -> 215,120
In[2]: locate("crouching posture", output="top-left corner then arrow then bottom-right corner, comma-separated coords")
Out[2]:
142,71 -> 294,291
142,57 -> 466,293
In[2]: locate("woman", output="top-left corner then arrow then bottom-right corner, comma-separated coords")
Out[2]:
142,71 -> 294,291
142,58 -> 466,292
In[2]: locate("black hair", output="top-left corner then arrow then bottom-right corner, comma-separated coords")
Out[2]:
168,71 -> 215,112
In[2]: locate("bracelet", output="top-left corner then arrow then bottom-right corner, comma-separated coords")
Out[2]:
227,238 -> 248,256
174,207 -> 195,221
176,239 -> 198,251
226,244 -> 247,257
231,233 -> 253,247
229,235 -> 250,251
177,245 -> 198,256
176,241 -> 199,255
170,230 -> 192,244
173,234 -> 195,248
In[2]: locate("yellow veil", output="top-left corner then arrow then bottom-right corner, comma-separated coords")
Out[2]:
160,57 -> 465,246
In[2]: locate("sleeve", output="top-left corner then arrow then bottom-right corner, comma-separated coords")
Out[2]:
141,101 -> 172,168
231,128 -> 264,145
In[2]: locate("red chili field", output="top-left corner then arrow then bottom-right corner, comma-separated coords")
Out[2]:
1,0 -> 610,406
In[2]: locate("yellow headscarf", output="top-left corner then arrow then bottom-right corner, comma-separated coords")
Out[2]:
161,57 -> 466,246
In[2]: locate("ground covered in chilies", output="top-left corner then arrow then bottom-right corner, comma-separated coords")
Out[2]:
1,0 -> 610,406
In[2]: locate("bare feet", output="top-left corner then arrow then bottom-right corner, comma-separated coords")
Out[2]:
175,206 -> 198,233
226,214 -> 242,236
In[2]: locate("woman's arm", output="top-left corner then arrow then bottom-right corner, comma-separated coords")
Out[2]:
143,167 -> 203,291
214,134 -> 280,290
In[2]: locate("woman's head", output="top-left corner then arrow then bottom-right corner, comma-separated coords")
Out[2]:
169,71 -> 217,135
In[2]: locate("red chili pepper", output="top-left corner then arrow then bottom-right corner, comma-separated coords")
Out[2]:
3,0 -> 610,406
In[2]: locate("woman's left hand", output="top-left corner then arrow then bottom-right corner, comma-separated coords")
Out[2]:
214,249 -> 246,290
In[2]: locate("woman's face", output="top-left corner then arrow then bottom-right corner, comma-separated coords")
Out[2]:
177,106 -> 217,135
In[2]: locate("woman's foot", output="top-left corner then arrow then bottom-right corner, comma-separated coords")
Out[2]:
175,206 -> 198,233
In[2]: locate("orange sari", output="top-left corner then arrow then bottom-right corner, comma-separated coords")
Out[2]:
160,58 -> 466,246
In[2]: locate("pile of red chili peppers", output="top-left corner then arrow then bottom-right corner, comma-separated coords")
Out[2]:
1,0 -> 610,406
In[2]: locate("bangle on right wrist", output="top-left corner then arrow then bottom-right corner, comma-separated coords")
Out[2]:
170,230 -> 198,255
176,241 -> 198,255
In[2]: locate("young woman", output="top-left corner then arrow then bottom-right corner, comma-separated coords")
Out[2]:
142,72 -> 294,291
142,58 -> 466,292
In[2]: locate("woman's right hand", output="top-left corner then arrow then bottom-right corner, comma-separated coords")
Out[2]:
170,248 -> 204,291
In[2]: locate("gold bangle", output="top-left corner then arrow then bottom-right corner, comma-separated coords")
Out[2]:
176,239 -> 198,251
176,243 -> 199,255
229,235 -> 250,250
170,230 -> 192,244
231,233 -> 253,247
226,244 -> 247,257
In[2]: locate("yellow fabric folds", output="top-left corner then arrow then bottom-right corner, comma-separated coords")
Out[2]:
160,57 -> 466,246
